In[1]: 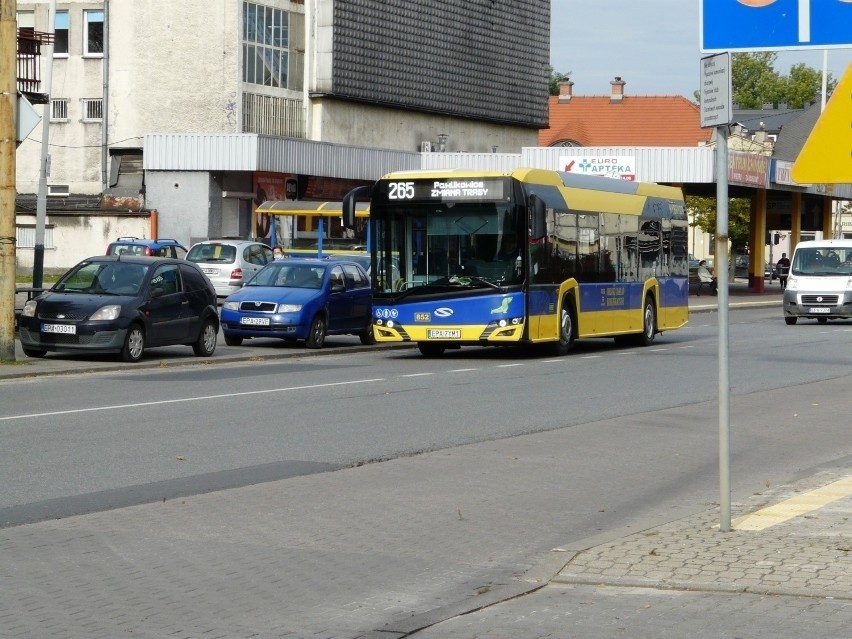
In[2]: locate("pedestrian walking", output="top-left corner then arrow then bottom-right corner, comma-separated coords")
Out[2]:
776,253 -> 790,289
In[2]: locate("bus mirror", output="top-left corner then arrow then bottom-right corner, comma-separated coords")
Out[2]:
342,185 -> 371,229
529,195 -> 547,240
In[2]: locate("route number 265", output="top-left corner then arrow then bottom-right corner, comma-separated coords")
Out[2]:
388,181 -> 415,200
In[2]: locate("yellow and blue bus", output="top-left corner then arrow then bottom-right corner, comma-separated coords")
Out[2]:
343,168 -> 689,357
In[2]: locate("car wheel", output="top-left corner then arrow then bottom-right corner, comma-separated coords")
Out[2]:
22,347 -> 46,358
224,333 -> 243,347
418,342 -> 445,357
120,325 -> 145,363
359,325 -> 376,345
192,319 -> 217,357
785,316 -> 798,325
636,296 -> 657,346
550,296 -> 576,356
305,314 -> 327,349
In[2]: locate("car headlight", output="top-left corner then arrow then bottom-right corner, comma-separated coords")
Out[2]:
277,304 -> 302,313
223,301 -> 240,310
786,276 -> 797,290
22,300 -> 37,317
89,305 -> 121,321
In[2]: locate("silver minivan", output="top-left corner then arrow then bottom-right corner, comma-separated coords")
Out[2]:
186,239 -> 274,298
783,239 -> 852,325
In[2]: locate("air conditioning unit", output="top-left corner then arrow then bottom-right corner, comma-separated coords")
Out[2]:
420,140 -> 432,153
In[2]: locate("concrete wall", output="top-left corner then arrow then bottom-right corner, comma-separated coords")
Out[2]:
310,100 -> 538,154
144,171 -> 214,248
15,212 -> 150,273
108,0 -> 241,143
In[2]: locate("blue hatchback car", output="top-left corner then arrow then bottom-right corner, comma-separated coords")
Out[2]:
220,258 -> 374,348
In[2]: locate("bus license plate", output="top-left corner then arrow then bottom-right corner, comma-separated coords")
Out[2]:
428,329 -> 460,339
241,317 -> 270,326
809,307 -> 830,314
42,323 -> 76,334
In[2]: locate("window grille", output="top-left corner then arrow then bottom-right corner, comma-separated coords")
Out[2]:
16,226 -> 54,249
51,98 -> 68,121
242,93 -> 304,137
82,98 -> 103,121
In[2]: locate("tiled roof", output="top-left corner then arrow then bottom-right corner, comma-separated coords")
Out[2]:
539,95 -> 713,147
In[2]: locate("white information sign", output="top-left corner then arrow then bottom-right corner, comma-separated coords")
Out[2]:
700,52 -> 731,128
559,156 -> 636,181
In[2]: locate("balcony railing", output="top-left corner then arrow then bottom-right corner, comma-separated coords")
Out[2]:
17,28 -> 54,103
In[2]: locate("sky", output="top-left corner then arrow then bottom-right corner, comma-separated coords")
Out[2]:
550,0 -> 852,99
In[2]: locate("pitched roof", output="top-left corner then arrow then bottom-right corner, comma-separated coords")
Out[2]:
539,95 -> 713,147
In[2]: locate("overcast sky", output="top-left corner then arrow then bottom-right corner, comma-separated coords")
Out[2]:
550,1 -> 852,99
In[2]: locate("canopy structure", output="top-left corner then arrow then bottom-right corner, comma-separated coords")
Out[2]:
255,200 -> 370,256
256,200 -> 370,217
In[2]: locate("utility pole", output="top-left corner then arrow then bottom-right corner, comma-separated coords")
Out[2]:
0,0 -> 18,361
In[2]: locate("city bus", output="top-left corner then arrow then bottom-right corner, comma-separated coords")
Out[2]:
342,168 -> 689,357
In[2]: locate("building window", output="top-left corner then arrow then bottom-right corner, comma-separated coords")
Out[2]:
54,10 -> 69,55
84,10 -> 104,56
81,98 -> 103,121
242,2 -> 303,91
16,10 -> 34,33
51,98 -> 69,121
16,225 -> 55,249
48,185 -> 70,197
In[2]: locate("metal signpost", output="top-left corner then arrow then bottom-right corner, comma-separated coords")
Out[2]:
700,0 -> 852,532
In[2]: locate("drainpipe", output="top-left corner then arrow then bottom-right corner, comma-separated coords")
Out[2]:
101,0 -> 109,192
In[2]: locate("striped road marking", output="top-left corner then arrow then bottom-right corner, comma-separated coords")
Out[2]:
733,476 -> 852,531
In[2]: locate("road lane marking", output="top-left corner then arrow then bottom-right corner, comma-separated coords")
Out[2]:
0,378 -> 386,422
448,368 -> 479,373
733,476 -> 852,531
496,363 -> 525,368
401,372 -> 433,377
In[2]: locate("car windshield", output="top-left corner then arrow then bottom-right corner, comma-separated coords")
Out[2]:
187,244 -> 237,263
791,248 -> 852,276
247,263 -> 326,288
54,262 -> 148,295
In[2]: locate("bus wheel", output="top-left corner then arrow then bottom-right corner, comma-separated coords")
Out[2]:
551,297 -> 576,356
637,297 -> 657,346
418,342 -> 445,357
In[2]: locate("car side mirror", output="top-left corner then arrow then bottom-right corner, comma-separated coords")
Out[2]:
151,285 -> 165,298
331,282 -> 346,293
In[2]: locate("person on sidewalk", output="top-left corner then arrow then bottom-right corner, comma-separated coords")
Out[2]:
696,260 -> 717,296
776,253 -> 790,289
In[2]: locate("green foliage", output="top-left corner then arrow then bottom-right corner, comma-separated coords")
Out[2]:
730,53 -> 835,109
549,66 -> 571,96
687,195 -> 752,252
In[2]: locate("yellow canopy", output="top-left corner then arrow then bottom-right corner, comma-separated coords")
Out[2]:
256,200 -> 370,217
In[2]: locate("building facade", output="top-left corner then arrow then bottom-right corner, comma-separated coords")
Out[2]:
15,0 -> 549,269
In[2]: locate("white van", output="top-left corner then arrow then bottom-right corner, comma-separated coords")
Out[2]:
783,239 -> 852,325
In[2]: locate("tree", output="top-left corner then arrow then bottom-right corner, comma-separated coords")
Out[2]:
687,195 -> 752,278
549,67 -> 571,96
730,53 -> 835,108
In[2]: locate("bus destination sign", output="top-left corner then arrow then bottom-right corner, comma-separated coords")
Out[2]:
381,178 -> 506,203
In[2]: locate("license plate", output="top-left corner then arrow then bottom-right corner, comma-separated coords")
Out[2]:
203,268 -> 218,275
428,329 -> 460,339
808,307 -> 831,314
42,323 -> 76,334
241,317 -> 270,326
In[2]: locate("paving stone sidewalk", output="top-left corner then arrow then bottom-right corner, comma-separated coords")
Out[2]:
553,469 -> 852,600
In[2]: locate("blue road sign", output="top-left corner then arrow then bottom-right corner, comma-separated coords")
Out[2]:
701,0 -> 852,52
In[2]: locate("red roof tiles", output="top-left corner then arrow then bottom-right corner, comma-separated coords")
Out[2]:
540,95 -> 713,147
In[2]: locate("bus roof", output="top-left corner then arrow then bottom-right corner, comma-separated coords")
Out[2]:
378,167 -> 683,200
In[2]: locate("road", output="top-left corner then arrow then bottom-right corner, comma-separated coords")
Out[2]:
1,305 -> 851,637
2,306 -> 850,524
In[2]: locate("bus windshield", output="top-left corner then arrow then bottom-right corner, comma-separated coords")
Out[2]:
372,201 -> 523,294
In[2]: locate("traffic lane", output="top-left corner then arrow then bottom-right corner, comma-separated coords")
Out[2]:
2,318 -> 852,527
